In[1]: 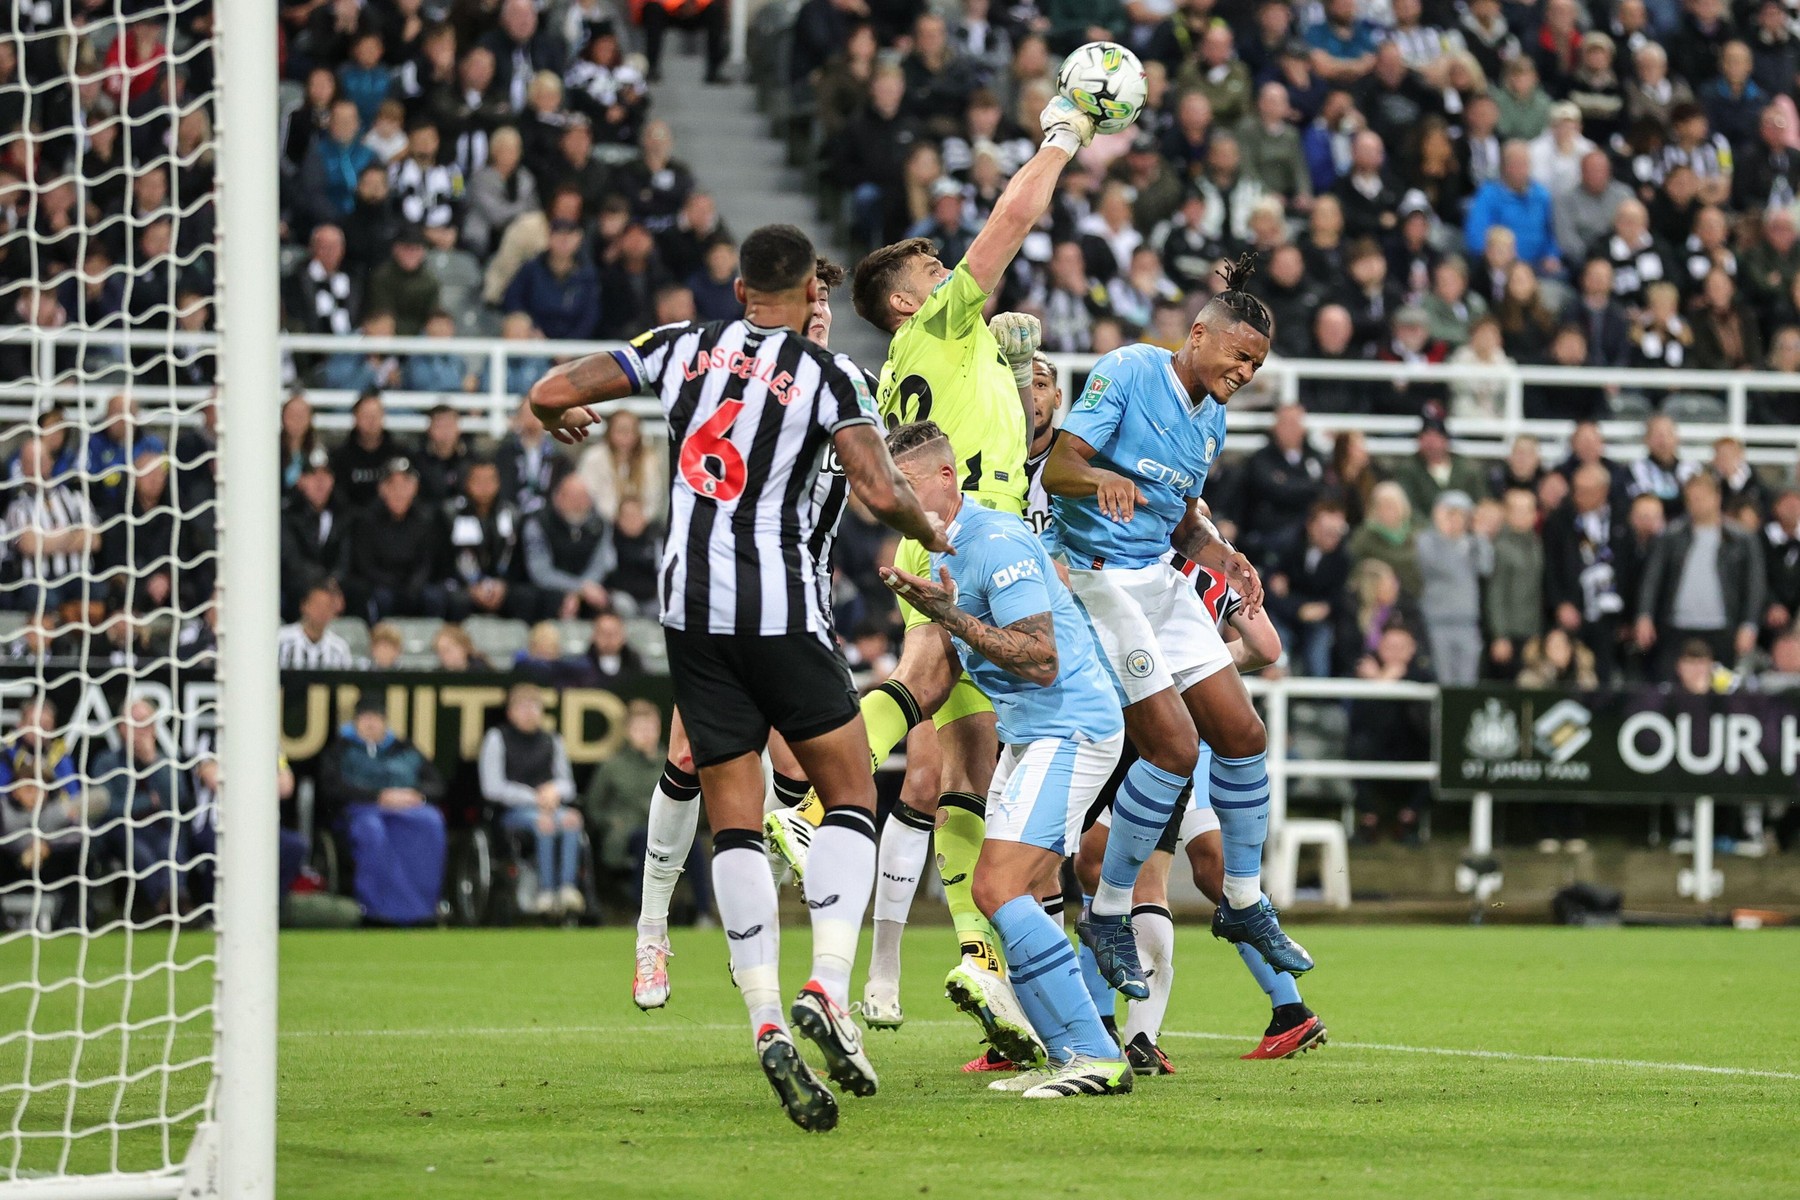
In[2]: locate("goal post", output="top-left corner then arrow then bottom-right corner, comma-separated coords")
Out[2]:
0,0 -> 280,1193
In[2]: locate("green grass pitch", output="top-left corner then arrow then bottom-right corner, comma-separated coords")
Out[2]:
6,924 -> 1799,1197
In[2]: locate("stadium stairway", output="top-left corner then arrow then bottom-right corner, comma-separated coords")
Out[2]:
654,54 -> 892,369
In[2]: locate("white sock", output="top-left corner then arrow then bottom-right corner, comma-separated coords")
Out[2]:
1090,878 -> 1135,918
1121,904 -> 1176,1046
803,808 -> 878,1009
866,807 -> 932,996
712,837 -> 784,1036
868,920 -> 904,998
1039,888 -> 1067,935
638,761 -> 702,943
1222,874 -> 1262,910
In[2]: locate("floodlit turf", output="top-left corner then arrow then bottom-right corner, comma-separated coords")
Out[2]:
7,924 -> 1799,1196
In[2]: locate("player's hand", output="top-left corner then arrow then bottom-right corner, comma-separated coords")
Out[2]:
918,509 -> 955,555
532,401 -> 599,445
1223,550 -> 1264,617
989,312 -> 1042,367
1094,471 -> 1147,522
1039,95 -> 1097,150
878,565 -> 960,622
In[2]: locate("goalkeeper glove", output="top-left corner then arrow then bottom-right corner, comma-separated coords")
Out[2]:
989,312 -> 1042,389
1039,95 -> 1098,156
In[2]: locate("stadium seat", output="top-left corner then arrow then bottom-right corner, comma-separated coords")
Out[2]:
426,249 -> 483,292
329,617 -> 371,662
1662,393 -> 1729,424
1267,817 -> 1351,911
386,617 -> 444,656
555,619 -> 590,655
462,615 -> 529,662
0,612 -> 28,642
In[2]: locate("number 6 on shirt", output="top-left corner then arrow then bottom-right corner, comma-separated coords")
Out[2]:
678,397 -> 747,502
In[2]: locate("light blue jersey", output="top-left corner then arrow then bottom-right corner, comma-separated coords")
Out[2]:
929,501 -> 1124,745
1054,344 -> 1227,569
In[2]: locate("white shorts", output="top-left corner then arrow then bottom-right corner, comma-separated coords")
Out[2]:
987,731 -> 1127,857
1066,561 -> 1233,705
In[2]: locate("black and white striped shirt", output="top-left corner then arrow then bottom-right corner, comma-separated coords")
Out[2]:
276,623 -> 355,668
614,319 -> 878,639
2,482 -> 94,584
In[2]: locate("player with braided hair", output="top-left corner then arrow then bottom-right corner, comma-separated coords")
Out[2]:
1042,253 -> 1316,1000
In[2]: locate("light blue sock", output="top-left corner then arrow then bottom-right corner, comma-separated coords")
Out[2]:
994,896 -> 1116,1062
1212,752 -> 1270,910
1093,759 -> 1187,915
1237,940 -> 1303,1008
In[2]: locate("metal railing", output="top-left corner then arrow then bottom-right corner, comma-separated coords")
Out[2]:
6,328 -> 1800,463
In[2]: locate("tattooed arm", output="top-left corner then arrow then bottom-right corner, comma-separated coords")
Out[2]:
1173,498 -> 1265,617
878,565 -> 1060,685
525,352 -> 634,444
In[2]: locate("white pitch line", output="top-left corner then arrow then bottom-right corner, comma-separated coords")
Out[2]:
282,1022 -> 1800,1081
1159,1030 -> 1800,1081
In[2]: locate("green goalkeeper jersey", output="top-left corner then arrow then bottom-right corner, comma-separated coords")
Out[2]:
876,263 -> 1028,517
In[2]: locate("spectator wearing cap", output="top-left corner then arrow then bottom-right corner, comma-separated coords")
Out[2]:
1529,102 -> 1596,200
1567,32 -> 1626,146
1636,471 -> 1766,679
319,694 -> 447,927
1107,129 -> 1184,234
416,404 -> 472,505
1553,150 -> 1632,266
1332,131 -> 1402,241
1394,403 -> 1486,521
1235,82 -> 1312,209
1465,141 -> 1561,276
1387,192 -> 1441,305
1149,186 -> 1228,294
1377,305 -> 1451,413
1416,489 -> 1493,685
502,218 -> 602,341
339,458 -> 448,622
364,226 -> 441,336
279,448 -> 347,618
331,391 -> 410,513
906,177 -> 979,266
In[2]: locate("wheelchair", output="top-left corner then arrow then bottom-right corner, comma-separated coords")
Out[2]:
446,800 -> 601,927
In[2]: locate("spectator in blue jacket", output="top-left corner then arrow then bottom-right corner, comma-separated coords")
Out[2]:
1465,141 -> 1561,276
401,311 -> 476,393
1700,42 -> 1768,152
319,695 -> 447,926
305,100 -> 376,220
336,32 -> 392,130
502,219 -> 602,340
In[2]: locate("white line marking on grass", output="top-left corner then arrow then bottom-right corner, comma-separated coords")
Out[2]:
1160,1030 -> 1800,1081
282,1022 -> 1800,1080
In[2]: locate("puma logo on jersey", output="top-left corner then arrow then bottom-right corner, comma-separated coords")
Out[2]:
1135,457 -> 1196,489
991,558 -> 1042,590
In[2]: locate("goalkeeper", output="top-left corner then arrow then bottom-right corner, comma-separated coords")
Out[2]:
763,94 -> 1098,1064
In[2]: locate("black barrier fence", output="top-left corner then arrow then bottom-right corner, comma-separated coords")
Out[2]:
0,665 -> 676,787
1438,686 -> 1800,801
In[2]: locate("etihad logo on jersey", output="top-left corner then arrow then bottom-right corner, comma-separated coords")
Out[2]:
991,557 -> 1042,590
1135,457 -> 1196,490
683,348 -> 798,404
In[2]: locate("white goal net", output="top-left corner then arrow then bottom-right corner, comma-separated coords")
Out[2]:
0,1 -> 277,1196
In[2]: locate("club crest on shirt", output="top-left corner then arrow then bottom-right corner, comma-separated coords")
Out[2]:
1125,649 -> 1154,678
1203,435 -> 1217,463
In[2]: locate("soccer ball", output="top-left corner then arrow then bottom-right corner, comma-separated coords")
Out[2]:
1057,41 -> 1148,136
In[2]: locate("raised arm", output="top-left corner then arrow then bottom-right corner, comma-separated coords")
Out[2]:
526,351 -> 633,443
879,564 -> 1059,685
961,99 -> 1094,294
1173,497 -> 1264,616
833,422 -> 952,552
1041,429 -> 1147,522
